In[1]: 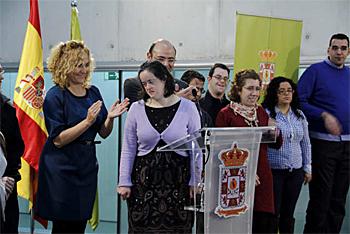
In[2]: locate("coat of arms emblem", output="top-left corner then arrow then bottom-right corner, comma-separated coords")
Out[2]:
258,49 -> 277,89
15,66 -> 45,109
215,143 -> 249,218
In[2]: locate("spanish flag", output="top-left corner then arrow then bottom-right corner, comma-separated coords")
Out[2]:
71,2 -> 99,230
13,0 -> 48,227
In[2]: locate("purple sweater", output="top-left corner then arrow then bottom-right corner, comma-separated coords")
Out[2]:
298,59 -> 350,140
118,98 -> 202,186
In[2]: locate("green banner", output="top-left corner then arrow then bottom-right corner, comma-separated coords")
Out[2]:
71,6 -> 82,41
234,12 -> 303,84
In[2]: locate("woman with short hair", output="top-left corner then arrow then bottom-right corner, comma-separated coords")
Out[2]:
216,69 -> 282,233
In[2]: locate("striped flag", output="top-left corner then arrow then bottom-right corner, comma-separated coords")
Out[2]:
14,0 -> 48,227
70,1 -> 99,230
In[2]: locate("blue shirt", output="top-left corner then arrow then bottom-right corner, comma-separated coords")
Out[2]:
297,59 -> 350,141
267,108 -> 312,174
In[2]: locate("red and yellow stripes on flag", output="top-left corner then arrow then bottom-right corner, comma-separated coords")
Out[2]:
13,0 -> 47,226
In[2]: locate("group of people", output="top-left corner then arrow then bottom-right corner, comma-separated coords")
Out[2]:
118,34 -> 349,234
0,32 -> 348,234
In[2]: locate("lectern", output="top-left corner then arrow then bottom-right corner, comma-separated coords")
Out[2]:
158,126 -> 277,233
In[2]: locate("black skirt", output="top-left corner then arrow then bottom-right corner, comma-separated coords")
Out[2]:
127,144 -> 193,233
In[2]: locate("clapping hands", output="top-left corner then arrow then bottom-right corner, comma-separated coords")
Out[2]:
108,98 -> 129,119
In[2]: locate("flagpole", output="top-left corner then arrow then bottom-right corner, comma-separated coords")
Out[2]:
30,210 -> 34,234
30,167 -> 35,234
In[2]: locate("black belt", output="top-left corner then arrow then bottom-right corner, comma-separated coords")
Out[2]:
77,140 -> 101,145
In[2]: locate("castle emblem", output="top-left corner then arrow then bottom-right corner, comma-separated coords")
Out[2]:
258,49 -> 277,88
215,143 -> 249,218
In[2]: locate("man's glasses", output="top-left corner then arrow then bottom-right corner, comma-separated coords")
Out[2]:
277,89 -> 294,95
213,75 -> 229,83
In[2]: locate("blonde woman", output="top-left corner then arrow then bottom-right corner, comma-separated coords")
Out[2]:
36,40 -> 128,233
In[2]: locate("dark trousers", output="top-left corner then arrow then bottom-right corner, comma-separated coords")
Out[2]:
272,168 -> 304,233
252,211 -> 278,234
3,187 -> 19,234
52,220 -> 87,234
304,139 -> 350,233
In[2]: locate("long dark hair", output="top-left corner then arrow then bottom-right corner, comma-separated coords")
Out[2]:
262,76 -> 302,119
138,61 -> 175,101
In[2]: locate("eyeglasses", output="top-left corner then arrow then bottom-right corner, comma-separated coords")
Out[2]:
243,86 -> 261,92
154,57 -> 176,64
213,75 -> 229,83
277,89 -> 294,95
331,45 -> 348,52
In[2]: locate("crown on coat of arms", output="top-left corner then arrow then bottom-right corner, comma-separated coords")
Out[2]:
220,144 -> 248,167
259,49 -> 277,62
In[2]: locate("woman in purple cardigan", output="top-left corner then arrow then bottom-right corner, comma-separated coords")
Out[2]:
117,61 -> 201,233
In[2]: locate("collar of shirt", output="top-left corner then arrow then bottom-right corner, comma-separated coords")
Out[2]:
325,58 -> 344,70
275,106 -> 292,119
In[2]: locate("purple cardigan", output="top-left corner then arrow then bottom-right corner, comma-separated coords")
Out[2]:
118,98 -> 202,187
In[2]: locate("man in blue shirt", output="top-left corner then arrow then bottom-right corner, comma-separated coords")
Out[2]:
298,33 -> 350,233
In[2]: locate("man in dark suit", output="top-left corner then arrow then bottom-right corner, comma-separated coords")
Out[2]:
124,39 -> 190,107
0,64 -> 25,234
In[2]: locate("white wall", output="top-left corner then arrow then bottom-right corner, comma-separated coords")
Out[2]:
1,0 -> 349,65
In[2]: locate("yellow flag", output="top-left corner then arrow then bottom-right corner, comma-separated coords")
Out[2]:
71,4 -> 82,41
70,1 -> 99,230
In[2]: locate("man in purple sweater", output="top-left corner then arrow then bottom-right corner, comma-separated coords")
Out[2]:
298,33 -> 350,233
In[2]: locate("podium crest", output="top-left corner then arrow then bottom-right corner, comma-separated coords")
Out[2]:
215,143 -> 249,218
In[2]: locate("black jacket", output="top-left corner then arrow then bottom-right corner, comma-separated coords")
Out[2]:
0,94 -> 24,181
199,91 -> 230,124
